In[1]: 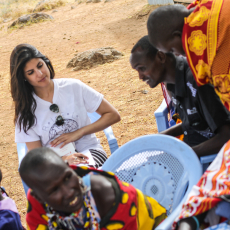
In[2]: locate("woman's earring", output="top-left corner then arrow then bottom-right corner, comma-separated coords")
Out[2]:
24,79 -> 27,81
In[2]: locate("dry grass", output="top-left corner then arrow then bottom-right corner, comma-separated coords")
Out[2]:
33,0 -> 65,12
0,0 -> 70,22
0,0 -> 38,20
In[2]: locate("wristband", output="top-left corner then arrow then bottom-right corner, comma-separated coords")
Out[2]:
191,216 -> 199,230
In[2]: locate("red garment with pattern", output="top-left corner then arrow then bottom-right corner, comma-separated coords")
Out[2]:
183,0 -> 230,110
26,166 -> 166,230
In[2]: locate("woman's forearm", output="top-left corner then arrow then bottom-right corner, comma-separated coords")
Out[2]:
50,99 -> 120,147
80,110 -> 120,137
26,140 -> 42,152
79,98 -> 120,136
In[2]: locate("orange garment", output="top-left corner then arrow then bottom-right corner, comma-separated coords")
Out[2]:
172,114 -> 184,141
173,140 -> 230,229
183,0 -> 230,110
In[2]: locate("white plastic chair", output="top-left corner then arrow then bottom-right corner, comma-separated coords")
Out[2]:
154,99 -> 170,133
154,99 -> 217,173
17,112 -> 119,195
102,134 -> 202,230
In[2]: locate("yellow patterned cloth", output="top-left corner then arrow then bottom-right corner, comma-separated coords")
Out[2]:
136,189 -> 166,229
183,0 -> 230,110
26,166 -> 167,230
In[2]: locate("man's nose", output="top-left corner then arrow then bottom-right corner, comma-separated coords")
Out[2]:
62,185 -> 74,199
138,72 -> 144,80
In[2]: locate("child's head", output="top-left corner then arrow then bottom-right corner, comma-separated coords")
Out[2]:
130,35 -> 176,88
147,4 -> 189,56
19,148 -> 84,213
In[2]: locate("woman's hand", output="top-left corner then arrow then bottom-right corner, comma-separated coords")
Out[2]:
62,153 -> 89,165
50,129 -> 84,148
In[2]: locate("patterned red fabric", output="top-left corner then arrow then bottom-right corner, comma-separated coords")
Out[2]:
183,0 -> 230,110
26,166 -> 166,230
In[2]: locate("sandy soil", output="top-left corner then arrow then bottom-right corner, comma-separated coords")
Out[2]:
0,0 -> 163,226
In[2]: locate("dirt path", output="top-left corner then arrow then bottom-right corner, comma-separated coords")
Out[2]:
0,0 -> 163,226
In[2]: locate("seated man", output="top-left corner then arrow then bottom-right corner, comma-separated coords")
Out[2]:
19,147 -> 167,230
147,2 -> 230,111
0,169 -> 24,230
174,140 -> 230,230
130,36 -> 230,157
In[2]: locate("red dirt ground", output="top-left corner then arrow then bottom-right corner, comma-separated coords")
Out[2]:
0,0 -> 163,226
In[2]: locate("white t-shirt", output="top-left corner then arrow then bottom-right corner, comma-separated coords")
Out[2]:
15,78 -> 104,152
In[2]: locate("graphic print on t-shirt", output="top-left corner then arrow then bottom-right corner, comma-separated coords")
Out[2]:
15,79 -> 104,153
43,119 -> 79,147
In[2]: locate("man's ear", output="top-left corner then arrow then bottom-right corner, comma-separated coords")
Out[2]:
172,30 -> 182,38
156,51 -> 167,64
30,190 -> 44,203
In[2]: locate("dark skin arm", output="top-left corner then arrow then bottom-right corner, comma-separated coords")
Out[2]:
161,123 -> 230,157
193,124 -> 230,157
160,123 -> 183,137
90,175 -> 115,218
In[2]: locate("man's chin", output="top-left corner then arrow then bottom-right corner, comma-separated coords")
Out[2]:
148,83 -> 158,88
55,199 -> 83,214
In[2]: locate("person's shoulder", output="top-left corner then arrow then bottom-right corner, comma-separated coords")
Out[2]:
178,56 -> 190,72
26,190 -> 48,230
90,174 -> 116,218
54,78 -> 82,87
90,173 -> 116,198
27,189 -> 45,211
91,174 -> 111,190
0,209 -> 23,230
181,58 -> 198,87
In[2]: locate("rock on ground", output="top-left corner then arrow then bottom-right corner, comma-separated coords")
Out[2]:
67,47 -> 123,71
8,13 -> 54,28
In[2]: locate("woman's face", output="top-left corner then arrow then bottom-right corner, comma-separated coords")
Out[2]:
23,58 -> 51,90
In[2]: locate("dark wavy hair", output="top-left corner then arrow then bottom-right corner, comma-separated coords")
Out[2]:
10,44 -> 55,133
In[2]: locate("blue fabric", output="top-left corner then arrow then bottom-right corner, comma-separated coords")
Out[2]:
0,210 -> 24,230
204,222 -> 230,230
21,180 -> 29,196
215,201 -> 230,220
82,174 -> 91,188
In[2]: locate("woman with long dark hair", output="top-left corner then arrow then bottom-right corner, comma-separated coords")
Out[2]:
10,44 -> 120,167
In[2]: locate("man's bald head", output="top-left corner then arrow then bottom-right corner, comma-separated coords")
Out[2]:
19,147 -> 66,189
20,147 -> 84,213
147,4 -> 190,55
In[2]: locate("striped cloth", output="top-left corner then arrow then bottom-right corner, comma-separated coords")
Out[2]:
89,149 -> 107,168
